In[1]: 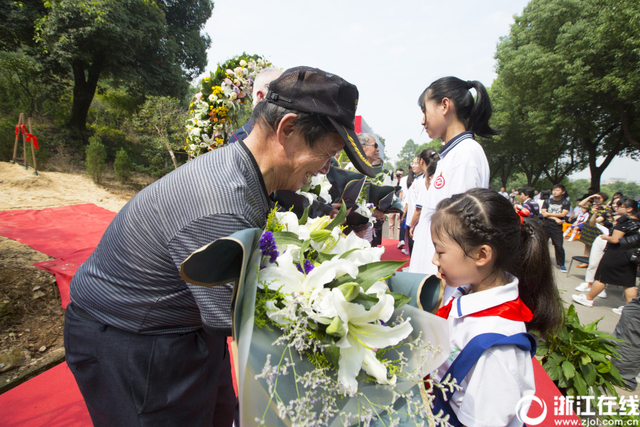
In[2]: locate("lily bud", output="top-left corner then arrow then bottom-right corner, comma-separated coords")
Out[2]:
310,229 -> 332,242
326,316 -> 346,336
337,282 -> 360,302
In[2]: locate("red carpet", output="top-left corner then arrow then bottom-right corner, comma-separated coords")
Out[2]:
0,204 -> 116,308
0,362 -> 91,427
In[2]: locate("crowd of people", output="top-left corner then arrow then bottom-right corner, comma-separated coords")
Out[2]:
61,65 -> 639,426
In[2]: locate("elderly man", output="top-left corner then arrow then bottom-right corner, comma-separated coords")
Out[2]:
64,66 -> 374,427
228,67 -> 283,143
356,133 -> 386,246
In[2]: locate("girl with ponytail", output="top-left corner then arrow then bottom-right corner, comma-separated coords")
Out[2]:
429,188 -> 563,426
409,77 -> 498,275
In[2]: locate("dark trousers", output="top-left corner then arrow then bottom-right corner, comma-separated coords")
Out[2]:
64,303 -> 236,427
399,226 -> 406,242
372,220 -> 384,247
613,297 -> 640,390
543,221 -> 565,266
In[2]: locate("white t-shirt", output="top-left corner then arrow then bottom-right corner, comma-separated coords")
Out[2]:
405,175 -> 424,226
436,278 -> 535,427
408,136 -> 490,273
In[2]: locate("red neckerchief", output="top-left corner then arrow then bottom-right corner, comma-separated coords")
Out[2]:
436,296 -> 533,322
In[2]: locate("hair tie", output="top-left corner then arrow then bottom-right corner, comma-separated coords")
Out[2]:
515,206 -> 530,225
466,80 -> 473,90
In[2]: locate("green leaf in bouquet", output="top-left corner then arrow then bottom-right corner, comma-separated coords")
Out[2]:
388,292 -> 412,309
572,371 -> 588,396
316,252 -> 337,263
351,292 -> 380,310
298,206 -> 310,226
299,239 -> 311,259
273,231 -> 303,248
326,203 -> 347,231
324,344 -> 341,369
327,261 -> 405,291
338,248 -> 361,260
562,361 -> 576,379
312,184 -> 322,197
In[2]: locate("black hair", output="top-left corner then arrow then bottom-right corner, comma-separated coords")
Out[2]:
417,77 -> 500,138
431,188 -> 563,336
417,149 -> 439,171
617,197 -> 639,216
396,168 -> 404,173
552,184 -> 566,192
521,187 -> 535,199
252,101 -> 328,147
406,165 -> 415,189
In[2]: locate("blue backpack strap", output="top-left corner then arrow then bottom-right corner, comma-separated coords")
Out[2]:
433,332 -> 536,426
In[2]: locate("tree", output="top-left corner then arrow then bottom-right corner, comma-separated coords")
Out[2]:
36,0 -> 213,136
396,139 -> 418,173
494,0 -> 640,191
134,96 -> 186,169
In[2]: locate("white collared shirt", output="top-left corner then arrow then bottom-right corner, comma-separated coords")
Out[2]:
436,278 -> 535,427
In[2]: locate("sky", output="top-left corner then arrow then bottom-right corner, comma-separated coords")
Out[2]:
199,0 -> 639,183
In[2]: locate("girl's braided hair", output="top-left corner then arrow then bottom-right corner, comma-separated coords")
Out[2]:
431,188 -> 563,336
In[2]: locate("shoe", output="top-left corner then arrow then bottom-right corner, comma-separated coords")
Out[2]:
560,266 -> 568,272
397,240 -> 405,249
598,290 -> 607,299
572,294 -> 594,307
575,282 -> 591,292
401,248 -> 409,255
612,306 -> 624,315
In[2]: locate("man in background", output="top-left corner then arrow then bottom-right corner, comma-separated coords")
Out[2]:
228,68 -> 283,143
541,184 -> 571,272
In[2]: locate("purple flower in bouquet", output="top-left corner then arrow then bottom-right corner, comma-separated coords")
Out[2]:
296,260 -> 315,275
259,231 -> 279,264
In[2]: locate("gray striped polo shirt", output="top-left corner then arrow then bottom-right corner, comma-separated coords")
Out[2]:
70,140 -> 271,335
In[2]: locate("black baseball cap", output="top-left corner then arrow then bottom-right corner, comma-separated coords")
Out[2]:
265,66 -> 375,177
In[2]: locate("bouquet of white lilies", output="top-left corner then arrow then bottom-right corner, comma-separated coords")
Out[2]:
180,205 -> 450,426
248,206 -> 449,426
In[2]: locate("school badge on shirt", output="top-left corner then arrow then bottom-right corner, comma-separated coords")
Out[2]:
433,172 -> 445,189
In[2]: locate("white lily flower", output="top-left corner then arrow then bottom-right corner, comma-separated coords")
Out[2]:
265,300 -> 291,326
260,252 -> 358,305
328,289 -> 412,393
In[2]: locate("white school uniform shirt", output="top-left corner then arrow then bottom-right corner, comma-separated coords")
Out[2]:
404,174 -> 424,226
399,175 -> 409,204
408,132 -> 490,273
436,277 -> 535,427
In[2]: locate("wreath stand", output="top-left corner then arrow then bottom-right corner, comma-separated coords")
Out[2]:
10,113 -> 39,176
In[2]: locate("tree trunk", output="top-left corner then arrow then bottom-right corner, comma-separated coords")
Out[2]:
163,137 -> 178,169
69,59 -> 102,137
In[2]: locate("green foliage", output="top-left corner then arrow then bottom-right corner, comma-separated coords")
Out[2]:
113,148 -> 132,183
492,0 -> 640,190
396,139 -> 418,172
537,305 -> 625,400
601,181 -> 640,200
35,0 -> 213,133
85,135 -> 106,182
134,96 -> 186,169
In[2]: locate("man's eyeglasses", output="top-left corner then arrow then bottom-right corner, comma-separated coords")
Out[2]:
363,142 -> 378,149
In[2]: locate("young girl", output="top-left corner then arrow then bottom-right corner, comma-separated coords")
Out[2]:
409,77 -> 499,275
431,188 -> 563,426
563,206 -> 589,241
